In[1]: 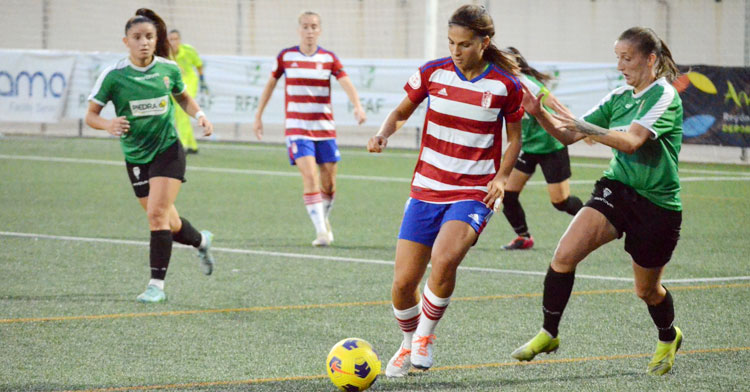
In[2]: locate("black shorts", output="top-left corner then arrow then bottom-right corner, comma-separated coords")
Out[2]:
125,141 -> 186,198
514,148 -> 572,184
585,178 -> 682,268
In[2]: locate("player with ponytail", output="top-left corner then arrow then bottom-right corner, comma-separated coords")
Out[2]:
86,9 -> 216,303
368,4 -> 523,377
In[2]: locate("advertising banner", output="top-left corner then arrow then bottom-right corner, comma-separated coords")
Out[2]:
675,65 -> 750,147
0,50 -> 76,123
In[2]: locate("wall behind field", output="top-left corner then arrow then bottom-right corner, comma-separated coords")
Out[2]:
0,0 -> 747,66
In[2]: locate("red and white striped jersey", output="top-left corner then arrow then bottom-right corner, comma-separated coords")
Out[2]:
272,46 -> 347,140
404,57 -> 524,203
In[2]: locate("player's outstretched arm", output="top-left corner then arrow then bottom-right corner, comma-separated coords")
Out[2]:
522,84 -> 584,146
337,76 -> 366,125
368,95 -> 418,153
253,76 -> 279,140
173,90 -> 213,136
85,102 -> 129,137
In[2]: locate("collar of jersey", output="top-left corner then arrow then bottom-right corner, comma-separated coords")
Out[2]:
453,61 -> 492,83
128,57 -> 157,73
296,45 -> 320,57
632,77 -> 666,99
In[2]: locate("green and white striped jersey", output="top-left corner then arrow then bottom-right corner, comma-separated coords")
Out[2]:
518,74 -> 565,155
89,56 -> 185,164
583,77 -> 683,211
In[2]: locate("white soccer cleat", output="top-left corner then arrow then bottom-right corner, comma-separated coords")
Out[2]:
312,231 -> 331,247
410,334 -> 435,370
385,344 -> 412,378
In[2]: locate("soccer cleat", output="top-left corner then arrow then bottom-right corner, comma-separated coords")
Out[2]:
197,230 -> 215,275
410,334 -> 435,370
325,217 -> 334,243
136,285 -> 167,304
385,345 -> 412,378
511,329 -> 560,361
647,326 -> 683,375
312,231 -> 331,247
502,235 -> 534,250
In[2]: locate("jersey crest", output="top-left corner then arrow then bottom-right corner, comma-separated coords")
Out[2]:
481,90 -> 492,109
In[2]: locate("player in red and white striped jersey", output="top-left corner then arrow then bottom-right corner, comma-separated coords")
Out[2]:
367,5 -> 523,377
253,11 -> 366,247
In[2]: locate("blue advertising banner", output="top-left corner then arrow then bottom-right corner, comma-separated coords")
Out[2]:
676,65 -> 750,147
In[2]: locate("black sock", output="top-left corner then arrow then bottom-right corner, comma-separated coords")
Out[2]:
172,217 -> 202,248
542,265 -> 576,337
552,196 -> 584,216
502,191 -> 529,236
150,230 -> 173,280
647,288 -> 677,342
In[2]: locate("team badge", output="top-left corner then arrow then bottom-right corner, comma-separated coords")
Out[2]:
603,188 -> 612,198
163,76 -> 170,89
316,62 -> 323,70
133,167 -> 141,180
408,70 -> 421,89
481,90 -> 493,109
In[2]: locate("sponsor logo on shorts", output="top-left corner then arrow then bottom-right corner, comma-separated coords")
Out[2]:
291,142 -> 298,154
468,213 -> 481,225
129,96 -> 169,117
132,180 -> 148,187
603,187 -> 612,198
593,196 -> 613,208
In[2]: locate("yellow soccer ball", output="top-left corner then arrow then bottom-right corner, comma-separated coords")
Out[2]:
326,338 -> 381,391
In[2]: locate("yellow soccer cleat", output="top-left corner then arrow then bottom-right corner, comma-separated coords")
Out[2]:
647,326 -> 683,375
511,329 -> 560,361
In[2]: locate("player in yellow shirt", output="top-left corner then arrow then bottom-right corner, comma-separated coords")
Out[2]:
168,29 -> 208,154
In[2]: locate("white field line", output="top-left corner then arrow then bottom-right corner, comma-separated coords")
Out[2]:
3,231 -> 749,284
2,154 -> 749,185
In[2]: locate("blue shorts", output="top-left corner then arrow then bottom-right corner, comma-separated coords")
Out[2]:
398,198 -> 493,247
286,138 -> 341,166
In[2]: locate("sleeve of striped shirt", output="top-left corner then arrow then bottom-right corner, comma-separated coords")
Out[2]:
271,50 -> 285,79
502,79 -> 524,123
403,67 -> 428,105
331,53 -> 347,79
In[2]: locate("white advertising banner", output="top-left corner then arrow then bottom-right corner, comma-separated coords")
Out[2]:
3,49 -> 626,128
0,50 -> 77,123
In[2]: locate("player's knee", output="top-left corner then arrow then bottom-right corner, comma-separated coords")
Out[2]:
634,284 -> 662,305
551,245 -> 579,273
392,278 -> 419,299
147,207 -> 170,227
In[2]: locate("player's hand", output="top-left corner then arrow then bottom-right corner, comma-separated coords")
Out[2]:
583,136 -> 597,145
551,112 -> 578,134
520,84 -> 544,117
367,135 -> 387,153
198,115 -> 213,137
483,177 -> 505,212
253,118 -> 263,140
107,116 -> 129,137
199,81 -> 210,95
354,107 -> 367,125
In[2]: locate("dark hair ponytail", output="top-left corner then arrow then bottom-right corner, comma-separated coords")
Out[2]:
124,8 -> 170,58
618,27 -> 679,83
504,46 -> 551,84
448,5 -> 519,76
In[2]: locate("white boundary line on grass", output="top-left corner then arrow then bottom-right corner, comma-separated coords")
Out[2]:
3,231 -> 749,284
2,154 -> 750,185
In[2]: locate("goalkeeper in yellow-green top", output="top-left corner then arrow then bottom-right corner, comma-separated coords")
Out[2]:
168,29 -> 208,154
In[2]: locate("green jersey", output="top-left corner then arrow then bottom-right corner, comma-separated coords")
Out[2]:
518,74 -> 565,154
583,77 -> 683,211
89,56 -> 185,164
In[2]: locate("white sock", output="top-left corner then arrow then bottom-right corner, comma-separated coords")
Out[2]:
303,193 -> 327,234
322,192 -> 335,218
393,303 -> 421,349
148,279 -> 164,290
414,284 -> 451,337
